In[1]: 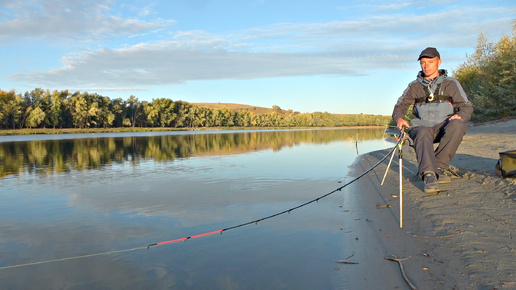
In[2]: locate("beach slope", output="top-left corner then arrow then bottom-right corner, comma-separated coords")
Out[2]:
339,119 -> 516,289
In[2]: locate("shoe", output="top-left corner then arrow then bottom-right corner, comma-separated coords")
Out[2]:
437,168 -> 451,184
423,172 -> 440,194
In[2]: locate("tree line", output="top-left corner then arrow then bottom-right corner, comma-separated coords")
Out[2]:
0,88 -> 391,129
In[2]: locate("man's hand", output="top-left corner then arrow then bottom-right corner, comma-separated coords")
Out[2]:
448,114 -> 463,121
396,117 -> 410,132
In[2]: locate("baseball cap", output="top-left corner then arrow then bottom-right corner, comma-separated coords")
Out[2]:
418,47 -> 440,60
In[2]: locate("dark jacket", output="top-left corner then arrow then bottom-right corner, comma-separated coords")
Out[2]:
392,69 -> 473,127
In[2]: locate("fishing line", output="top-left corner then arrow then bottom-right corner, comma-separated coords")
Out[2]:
149,133 -> 402,242
0,133 -> 403,270
0,246 -> 148,270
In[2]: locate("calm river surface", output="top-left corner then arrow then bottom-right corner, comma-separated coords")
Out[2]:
0,128 -> 389,289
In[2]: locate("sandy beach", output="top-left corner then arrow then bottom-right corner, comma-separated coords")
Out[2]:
338,119 -> 516,289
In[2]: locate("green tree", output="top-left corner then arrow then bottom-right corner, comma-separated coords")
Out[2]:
144,98 -> 176,127
454,21 -> 516,121
22,88 -> 46,128
93,95 -> 115,128
192,106 -> 209,127
26,107 -> 46,128
126,95 -> 143,127
47,90 -> 67,128
272,105 -> 282,113
67,92 -> 89,128
173,101 -> 192,127
0,90 -> 24,129
111,97 -> 126,127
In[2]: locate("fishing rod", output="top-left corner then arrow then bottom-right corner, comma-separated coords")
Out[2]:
0,136 -> 403,270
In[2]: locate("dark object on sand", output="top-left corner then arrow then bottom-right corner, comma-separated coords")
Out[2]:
495,150 -> 516,178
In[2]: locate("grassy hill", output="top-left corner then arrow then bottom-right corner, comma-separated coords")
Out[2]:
192,103 -> 278,114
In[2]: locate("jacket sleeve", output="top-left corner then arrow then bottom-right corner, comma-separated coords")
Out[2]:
392,81 -> 417,121
446,78 -> 474,122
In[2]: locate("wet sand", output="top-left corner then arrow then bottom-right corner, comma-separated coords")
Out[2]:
337,119 -> 516,289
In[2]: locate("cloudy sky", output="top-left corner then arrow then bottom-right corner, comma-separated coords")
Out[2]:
1,0 -> 514,115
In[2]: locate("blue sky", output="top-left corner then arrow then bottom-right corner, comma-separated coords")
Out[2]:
1,0 -> 514,115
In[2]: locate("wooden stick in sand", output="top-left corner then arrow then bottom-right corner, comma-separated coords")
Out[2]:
384,256 -> 417,290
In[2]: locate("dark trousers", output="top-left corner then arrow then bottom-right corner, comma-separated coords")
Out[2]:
408,119 -> 467,178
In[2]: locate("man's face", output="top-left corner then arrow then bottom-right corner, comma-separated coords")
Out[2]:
419,57 -> 442,79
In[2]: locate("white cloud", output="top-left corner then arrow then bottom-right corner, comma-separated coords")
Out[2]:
378,3 -> 413,11
4,2 -> 515,90
0,0 -> 173,41
9,42 -> 358,87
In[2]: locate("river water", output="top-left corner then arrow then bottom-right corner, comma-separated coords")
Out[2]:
0,128 -> 389,289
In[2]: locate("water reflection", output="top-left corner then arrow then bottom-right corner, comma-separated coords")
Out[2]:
0,128 -> 388,289
0,128 -> 385,177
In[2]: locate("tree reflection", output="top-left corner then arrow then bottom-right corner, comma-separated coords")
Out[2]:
0,128 -> 385,177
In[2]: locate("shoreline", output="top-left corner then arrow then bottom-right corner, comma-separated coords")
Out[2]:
0,125 -> 387,136
338,119 -> 516,289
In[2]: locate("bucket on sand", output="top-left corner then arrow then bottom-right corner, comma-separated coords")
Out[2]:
495,150 -> 516,178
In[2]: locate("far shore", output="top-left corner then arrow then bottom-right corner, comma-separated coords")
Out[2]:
0,125 -> 388,136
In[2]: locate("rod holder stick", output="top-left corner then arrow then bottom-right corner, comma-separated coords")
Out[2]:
399,146 -> 403,228
381,146 -> 398,186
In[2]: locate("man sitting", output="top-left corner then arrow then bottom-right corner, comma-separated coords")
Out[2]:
392,47 -> 474,194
